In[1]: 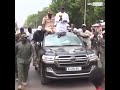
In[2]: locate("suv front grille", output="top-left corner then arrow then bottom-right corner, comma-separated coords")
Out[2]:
55,55 -> 89,67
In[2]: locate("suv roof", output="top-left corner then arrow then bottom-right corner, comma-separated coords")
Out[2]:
45,32 -> 77,37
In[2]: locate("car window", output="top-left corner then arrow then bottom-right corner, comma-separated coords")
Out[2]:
45,33 -> 83,46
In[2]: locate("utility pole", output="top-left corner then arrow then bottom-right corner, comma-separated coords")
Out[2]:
84,0 -> 87,24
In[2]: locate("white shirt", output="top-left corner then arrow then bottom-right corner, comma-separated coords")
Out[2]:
55,12 -> 69,32
75,28 -> 82,32
27,32 -> 33,41
79,29 -> 93,43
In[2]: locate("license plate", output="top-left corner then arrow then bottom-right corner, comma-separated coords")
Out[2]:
66,67 -> 82,71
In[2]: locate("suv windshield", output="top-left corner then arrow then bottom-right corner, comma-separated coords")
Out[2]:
45,33 -> 83,47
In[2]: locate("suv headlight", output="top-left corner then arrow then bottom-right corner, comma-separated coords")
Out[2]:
87,53 -> 99,61
42,55 -> 55,64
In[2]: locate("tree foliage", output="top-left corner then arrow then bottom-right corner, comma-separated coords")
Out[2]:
24,0 -> 105,28
50,0 -> 105,28
24,7 -> 49,28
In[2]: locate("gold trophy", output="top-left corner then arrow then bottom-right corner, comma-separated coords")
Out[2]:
59,14 -> 62,21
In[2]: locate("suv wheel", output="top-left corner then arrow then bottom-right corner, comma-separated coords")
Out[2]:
40,63 -> 49,85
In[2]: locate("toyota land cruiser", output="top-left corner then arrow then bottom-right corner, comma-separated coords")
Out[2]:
35,32 -> 99,84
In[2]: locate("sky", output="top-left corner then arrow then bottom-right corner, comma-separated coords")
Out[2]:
15,0 -> 52,27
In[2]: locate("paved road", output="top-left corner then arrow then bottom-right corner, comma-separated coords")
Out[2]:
15,63 -> 96,90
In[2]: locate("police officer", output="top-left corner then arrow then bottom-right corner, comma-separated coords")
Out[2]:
15,34 -> 33,90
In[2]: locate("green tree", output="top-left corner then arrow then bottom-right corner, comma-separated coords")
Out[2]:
24,7 -> 49,28
24,14 -> 38,28
50,0 -> 105,28
24,0 -> 105,28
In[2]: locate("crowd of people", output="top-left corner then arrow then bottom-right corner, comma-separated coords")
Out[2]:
15,6 -> 105,90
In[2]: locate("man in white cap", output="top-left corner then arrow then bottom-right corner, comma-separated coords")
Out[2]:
33,26 -> 44,43
92,24 -> 103,39
79,24 -> 93,49
32,26 -> 46,66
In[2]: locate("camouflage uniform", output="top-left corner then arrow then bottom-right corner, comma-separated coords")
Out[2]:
15,41 -> 33,85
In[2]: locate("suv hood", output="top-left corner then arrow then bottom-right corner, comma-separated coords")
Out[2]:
45,46 -> 88,56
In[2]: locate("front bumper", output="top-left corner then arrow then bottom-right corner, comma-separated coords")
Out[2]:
44,61 -> 97,79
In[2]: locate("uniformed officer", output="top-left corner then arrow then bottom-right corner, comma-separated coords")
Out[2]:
15,34 -> 33,90
16,27 -> 26,42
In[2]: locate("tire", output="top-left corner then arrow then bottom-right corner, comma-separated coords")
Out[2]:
40,62 -> 49,85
